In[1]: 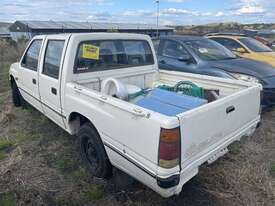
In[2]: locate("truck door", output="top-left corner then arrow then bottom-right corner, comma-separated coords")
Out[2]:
18,38 -> 43,111
38,36 -> 67,128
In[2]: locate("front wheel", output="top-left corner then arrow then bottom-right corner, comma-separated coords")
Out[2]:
78,123 -> 112,178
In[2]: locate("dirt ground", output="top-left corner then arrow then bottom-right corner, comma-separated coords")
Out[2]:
0,40 -> 275,206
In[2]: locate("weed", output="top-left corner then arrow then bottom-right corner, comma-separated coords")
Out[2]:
85,186 -> 104,201
73,167 -> 88,179
229,142 -> 242,155
0,151 -> 7,160
0,140 -> 13,161
270,163 -> 275,176
0,193 -> 16,206
53,198 -> 80,206
0,140 -> 13,150
0,63 -> 11,93
14,133 -> 40,144
55,156 -> 75,172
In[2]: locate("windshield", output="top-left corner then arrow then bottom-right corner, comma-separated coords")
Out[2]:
239,37 -> 272,52
184,39 -> 237,61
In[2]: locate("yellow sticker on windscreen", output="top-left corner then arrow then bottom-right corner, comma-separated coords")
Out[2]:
82,44 -> 100,60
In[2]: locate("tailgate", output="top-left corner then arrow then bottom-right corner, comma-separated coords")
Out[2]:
177,85 -> 261,167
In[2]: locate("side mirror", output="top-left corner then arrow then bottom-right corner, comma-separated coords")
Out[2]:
234,47 -> 247,53
178,54 -> 192,62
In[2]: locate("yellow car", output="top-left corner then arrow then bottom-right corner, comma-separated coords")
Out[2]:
208,34 -> 275,67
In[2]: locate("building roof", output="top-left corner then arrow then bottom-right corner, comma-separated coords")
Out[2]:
10,20 -> 174,31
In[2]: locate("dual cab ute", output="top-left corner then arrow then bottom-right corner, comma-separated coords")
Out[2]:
9,33 -> 261,198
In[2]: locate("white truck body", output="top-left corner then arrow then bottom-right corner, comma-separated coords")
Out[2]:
9,33 -> 261,197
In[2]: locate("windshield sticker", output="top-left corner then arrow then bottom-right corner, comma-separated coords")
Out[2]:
198,48 -> 208,53
82,44 -> 100,60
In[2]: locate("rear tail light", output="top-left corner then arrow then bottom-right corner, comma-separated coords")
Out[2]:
158,127 -> 181,169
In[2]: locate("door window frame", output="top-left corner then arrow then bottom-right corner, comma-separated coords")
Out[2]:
20,39 -> 43,71
41,39 -> 66,80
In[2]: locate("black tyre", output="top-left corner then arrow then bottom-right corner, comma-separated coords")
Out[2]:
79,123 -> 112,178
11,81 -> 21,107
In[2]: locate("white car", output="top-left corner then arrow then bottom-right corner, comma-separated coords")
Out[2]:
9,33 -> 261,198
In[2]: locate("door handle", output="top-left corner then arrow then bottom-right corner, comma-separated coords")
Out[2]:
226,106 -> 235,114
51,87 -> 57,95
32,79 -> 36,85
159,60 -> 166,64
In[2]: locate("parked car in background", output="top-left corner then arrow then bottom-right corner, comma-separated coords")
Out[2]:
254,36 -> 273,48
153,35 -> 275,108
207,34 -> 275,67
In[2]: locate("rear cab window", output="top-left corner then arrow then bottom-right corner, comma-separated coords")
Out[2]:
74,40 -> 154,73
21,39 -> 42,71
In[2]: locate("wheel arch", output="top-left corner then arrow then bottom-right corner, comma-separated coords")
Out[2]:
68,112 -> 99,135
9,75 -> 15,84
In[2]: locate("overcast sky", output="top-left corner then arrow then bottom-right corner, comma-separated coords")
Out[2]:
0,0 -> 274,25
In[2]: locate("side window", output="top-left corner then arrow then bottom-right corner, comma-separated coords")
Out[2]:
74,40 -> 154,73
212,38 -> 243,51
162,40 -> 188,58
21,40 -> 42,71
43,40 -> 65,79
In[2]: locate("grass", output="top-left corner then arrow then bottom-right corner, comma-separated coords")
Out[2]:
13,133 -> 40,144
1,39 -> 275,206
0,63 -> 10,93
0,140 -> 13,150
0,140 -> 14,160
55,157 -> 76,172
85,186 -> 104,201
270,163 -> 275,176
73,167 -> 88,179
0,151 -> 7,160
0,193 -> 16,206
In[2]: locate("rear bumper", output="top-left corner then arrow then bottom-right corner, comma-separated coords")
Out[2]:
155,116 -> 260,198
157,175 -> 180,189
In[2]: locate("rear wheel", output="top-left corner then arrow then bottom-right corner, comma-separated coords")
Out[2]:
11,81 -> 21,107
79,123 -> 112,178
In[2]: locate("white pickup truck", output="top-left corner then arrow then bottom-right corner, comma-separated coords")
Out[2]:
9,33 -> 261,198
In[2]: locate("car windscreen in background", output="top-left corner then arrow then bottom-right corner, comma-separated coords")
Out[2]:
239,37 -> 273,52
74,40 -> 154,73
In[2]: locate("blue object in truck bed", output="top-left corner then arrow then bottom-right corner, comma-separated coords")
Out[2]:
135,88 -> 207,116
